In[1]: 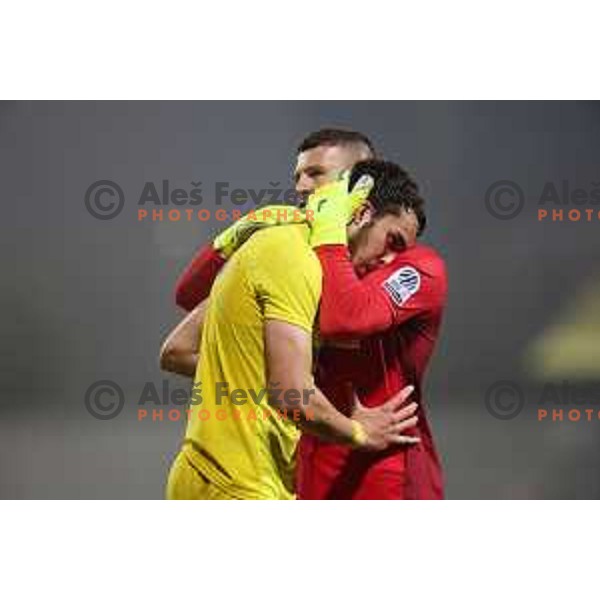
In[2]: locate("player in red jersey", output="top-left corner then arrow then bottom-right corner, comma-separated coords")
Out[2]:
294,160 -> 447,499
169,131 -> 448,499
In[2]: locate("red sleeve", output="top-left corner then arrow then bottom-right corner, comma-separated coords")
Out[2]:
175,244 -> 227,311
315,245 -> 446,338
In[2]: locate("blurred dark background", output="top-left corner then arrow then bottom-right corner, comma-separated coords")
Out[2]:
1,101 -> 599,499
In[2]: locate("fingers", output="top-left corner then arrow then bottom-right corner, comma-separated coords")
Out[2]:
353,174 -> 374,194
389,435 -> 421,446
382,385 -> 414,412
348,175 -> 374,208
392,402 -> 418,423
337,169 -> 351,182
390,415 -> 418,433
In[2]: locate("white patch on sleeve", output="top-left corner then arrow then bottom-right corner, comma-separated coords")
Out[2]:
382,266 -> 421,306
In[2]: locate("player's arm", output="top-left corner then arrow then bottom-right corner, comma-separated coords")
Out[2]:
264,319 -> 419,450
316,248 -> 445,338
175,245 -> 226,311
159,300 -> 208,377
316,246 -> 396,337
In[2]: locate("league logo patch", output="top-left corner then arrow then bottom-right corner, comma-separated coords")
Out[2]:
383,266 -> 421,306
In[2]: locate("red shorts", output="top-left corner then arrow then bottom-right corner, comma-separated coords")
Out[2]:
296,436 -> 407,500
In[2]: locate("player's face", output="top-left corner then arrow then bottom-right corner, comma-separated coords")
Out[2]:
348,212 -> 415,276
294,146 -> 358,201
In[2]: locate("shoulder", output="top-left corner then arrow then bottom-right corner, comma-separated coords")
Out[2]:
401,244 -> 447,276
366,244 -> 447,306
371,244 -> 446,281
243,224 -> 321,290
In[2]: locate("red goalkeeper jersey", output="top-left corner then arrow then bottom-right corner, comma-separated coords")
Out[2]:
174,241 -> 448,499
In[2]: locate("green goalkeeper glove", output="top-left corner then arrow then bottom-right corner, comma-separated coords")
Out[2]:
213,205 -> 302,258
305,172 -> 374,248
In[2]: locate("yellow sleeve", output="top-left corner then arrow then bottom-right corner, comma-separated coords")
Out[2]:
250,228 -> 322,333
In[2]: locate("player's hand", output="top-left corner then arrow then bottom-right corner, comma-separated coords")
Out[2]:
306,171 -> 374,248
350,385 -> 420,451
213,205 -> 302,258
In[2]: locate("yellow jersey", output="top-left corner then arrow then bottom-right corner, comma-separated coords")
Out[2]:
182,224 -> 321,499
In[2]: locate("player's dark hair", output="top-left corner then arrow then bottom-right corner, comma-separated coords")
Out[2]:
349,159 -> 427,236
297,128 -> 376,158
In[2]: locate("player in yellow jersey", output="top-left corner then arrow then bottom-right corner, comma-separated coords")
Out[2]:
163,215 -> 419,500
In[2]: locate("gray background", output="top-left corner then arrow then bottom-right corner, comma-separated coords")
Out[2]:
1,101 -> 599,499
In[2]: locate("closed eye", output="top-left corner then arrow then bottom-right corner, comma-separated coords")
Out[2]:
388,232 -> 406,251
